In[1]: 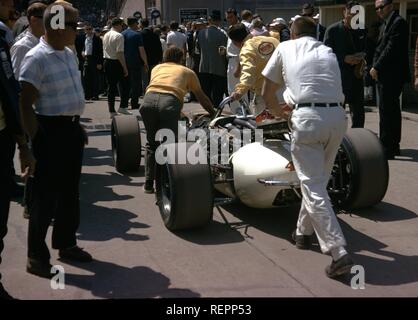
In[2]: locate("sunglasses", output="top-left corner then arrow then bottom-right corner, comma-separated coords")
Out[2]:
375,3 -> 389,11
65,22 -> 78,31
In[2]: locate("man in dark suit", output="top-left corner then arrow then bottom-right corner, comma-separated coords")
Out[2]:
140,18 -> 162,93
82,23 -> 103,100
324,1 -> 367,128
370,0 -> 410,159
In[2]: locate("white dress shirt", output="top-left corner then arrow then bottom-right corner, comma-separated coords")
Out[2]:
166,31 -> 187,49
10,31 -> 40,79
262,36 -> 344,106
103,29 -> 124,60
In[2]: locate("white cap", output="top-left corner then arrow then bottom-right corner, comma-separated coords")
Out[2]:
313,13 -> 320,20
269,18 -> 287,27
291,15 -> 302,22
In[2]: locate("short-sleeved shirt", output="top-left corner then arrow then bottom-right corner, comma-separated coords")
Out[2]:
262,36 -> 344,106
19,37 -> 85,116
103,29 -> 124,60
10,31 -> 40,79
146,62 -> 201,104
166,31 -> 187,49
122,28 -> 144,67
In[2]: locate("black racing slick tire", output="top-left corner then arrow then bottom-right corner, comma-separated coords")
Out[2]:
329,128 -> 389,210
156,142 -> 214,231
111,115 -> 141,173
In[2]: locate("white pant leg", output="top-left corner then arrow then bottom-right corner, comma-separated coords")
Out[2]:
291,107 -> 347,254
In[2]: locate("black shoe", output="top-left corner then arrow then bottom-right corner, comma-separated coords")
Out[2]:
91,96 -> 99,101
325,254 -> 355,279
0,282 -> 15,300
26,258 -> 53,279
291,230 -> 312,250
59,246 -> 93,263
143,180 -> 155,194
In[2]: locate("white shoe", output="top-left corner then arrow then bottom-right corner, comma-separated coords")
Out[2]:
118,108 -> 132,115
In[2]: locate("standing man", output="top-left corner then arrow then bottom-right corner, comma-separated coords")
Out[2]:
301,3 -> 326,41
103,17 -> 130,116
122,17 -> 148,110
229,23 -> 279,116
196,10 -> 228,108
370,0 -> 410,159
262,17 -> 354,278
19,3 -> 93,278
82,23 -> 103,101
166,21 -> 187,55
225,8 -> 243,114
140,18 -> 162,93
324,1 -> 367,128
11,1 -> 46,79
0,0 -> 35,299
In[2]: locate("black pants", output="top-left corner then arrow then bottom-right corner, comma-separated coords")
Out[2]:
139,92 -> 181,182
28,116 -> 84,263
376,82 -> 403,156
83,56 -> 99,99
121,66 -> 142,109
104,59 -> 128,112
199,73 -> 227,108
345,79 -> 365,128
0,129 -> 14,280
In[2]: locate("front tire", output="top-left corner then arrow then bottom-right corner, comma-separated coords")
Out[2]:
329,128 -> 389,209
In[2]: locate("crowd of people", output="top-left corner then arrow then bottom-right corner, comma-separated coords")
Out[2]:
0,0 -> 414,299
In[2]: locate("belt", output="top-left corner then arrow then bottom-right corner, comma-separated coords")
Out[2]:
295,102 -> 343,109
37,115 -> 80,123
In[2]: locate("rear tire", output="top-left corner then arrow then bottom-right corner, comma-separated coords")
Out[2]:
111,115 -> 141,173
329,128 -> 389,209
156,142 -> 213,231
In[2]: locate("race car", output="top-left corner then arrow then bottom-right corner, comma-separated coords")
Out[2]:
110,97 -> 389,232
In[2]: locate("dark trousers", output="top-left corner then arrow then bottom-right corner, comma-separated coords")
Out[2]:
121,66 -> 142,109
104,59 -> 128,112
345,79 -> 365,128
28,116 -> 84,262
199,73 -> 227,108
0,129 -> 14,280
139,92 -> 181,181
141,64 -> 157,96
376,82 -> 403,156
83,56 -> 99,99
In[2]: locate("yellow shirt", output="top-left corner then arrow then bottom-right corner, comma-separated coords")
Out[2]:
146,63 -> 201,103
235,36 -> 280,96
0,101 -> 6,132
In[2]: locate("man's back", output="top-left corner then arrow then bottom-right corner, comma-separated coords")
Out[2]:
141,27 -> 162,66
273,36 -> 344,105
167,30 -> 186,49
197,26 -> 227,77
122,28 -> 143,67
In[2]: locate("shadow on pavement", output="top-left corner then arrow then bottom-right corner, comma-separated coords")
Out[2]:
83,147 -> 113,167
78,202 -> 150,242
173,220 -> 245,245
340,219 -> 418,286
345,202 -> 417,222
63,259 -> 200,298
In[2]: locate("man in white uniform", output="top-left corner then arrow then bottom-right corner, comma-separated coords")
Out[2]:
262,16 -> 354,279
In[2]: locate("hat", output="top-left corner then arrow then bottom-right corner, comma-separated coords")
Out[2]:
269,18 -> 287,27
195,17 -> 207,24
313,13 -> 320,20
94,27 -> 102,33
103,25 -> 110,32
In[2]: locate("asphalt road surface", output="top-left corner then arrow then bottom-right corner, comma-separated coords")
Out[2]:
3,98 -> 418,298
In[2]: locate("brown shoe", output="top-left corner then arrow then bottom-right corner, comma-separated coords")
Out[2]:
325,254 -> 355,278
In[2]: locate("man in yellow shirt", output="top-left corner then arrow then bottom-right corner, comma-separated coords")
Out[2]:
140,47 -> 215,193
229,23 -> 280,115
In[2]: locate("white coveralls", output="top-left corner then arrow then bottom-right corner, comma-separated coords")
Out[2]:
227,38 -> 244,114
263,36 -> 348,254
